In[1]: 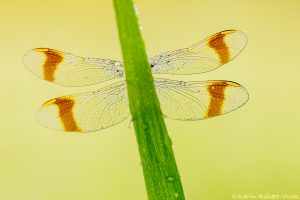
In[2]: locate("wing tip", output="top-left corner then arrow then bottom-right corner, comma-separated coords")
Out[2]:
216,29 -> 248,49
205,80 -> 249,119
36,96 -> 83,133
23,48 -> 51,65
22,48 -> 49,78
227,29 -> 248,48
225,80 -> 249,101
226,81 -> 249,114
22,48 -> 36,68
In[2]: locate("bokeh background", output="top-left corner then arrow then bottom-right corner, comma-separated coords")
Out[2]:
1,0 -> 299,199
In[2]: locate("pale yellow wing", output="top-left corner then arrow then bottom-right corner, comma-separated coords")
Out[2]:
23,48 -> 124,87
36,81 -> 129,132
155,79 -> 248,120
23,30 -> 246,87
36,79 -> 248,132
150,30 -> 247,74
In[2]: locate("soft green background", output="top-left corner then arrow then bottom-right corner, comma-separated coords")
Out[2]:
0,0 -> 299,199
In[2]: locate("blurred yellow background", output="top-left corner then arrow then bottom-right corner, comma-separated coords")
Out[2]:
0,0 -> 299,199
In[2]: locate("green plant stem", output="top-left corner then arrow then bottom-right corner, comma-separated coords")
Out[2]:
113,0 -> 186,199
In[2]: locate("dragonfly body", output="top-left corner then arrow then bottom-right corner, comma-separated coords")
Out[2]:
23,30 -> 248,133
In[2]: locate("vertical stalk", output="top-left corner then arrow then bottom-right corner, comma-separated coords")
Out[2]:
113,0 -> 186,199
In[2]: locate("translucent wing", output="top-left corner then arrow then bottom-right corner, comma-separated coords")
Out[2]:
150,30 -> 247,74
36,81 -> 129,132
23,48 -> 124,87
155,79 -> 248,120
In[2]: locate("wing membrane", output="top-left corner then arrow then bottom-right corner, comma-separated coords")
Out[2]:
23,30 -> 247,86
23,48 -> 124,87
36,78 -> 248,132
155,79 -> 248,120
36,81 -> 129,132
150,30 -> 247,74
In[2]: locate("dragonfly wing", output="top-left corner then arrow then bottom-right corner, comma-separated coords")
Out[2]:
23,48 -> 124,86
155,79 -> 248,120
150,30 -> 247,74
36,81 -> 130,132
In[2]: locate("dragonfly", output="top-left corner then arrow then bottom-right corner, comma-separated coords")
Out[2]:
23,29 -> 249,133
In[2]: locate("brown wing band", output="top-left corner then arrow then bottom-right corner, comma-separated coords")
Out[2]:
53,97 -> 81,132
206,82 -> 228,118
40,49 -> 64,82
208,32 -> 230,64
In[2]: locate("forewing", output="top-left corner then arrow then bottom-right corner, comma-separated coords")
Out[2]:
150,30 -> 247,74
155,79 -> 248,120
23,48 -> 124,86
36,81 -> 130,132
